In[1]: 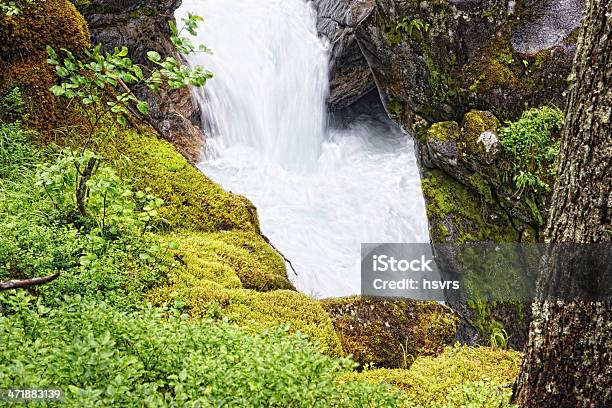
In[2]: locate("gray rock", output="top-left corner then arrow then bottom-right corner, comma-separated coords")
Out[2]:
311,0 -> 376,111
512,0 -> 583,55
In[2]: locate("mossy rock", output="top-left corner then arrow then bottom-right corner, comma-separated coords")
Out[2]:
99,128 -> 261,233
421,169 -> 519,244
0,0 -> 90,62
461,110 -> 500,154
166,230 -> 293,291
321,296 -> 459,368
0,0 -> 90,132
427,121 -> 460,143
148,265 -> 341,356
343,345 -> 521,407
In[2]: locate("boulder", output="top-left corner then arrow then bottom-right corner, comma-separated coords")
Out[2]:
76,0 -> 205,163
322,296 -> 458,368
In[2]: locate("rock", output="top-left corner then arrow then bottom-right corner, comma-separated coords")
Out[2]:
311,0 -> 377,111
75,0 -> 205,163
322,296 -> 458,368
350,0 -> 581,124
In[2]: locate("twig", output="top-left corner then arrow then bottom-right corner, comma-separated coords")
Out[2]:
0,273 -> 60,291
260,233 -> 298,276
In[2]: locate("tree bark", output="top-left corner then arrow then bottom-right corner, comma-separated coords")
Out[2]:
512,1 -> 612,406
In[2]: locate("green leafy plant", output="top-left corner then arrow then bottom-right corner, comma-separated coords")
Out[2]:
46,13 -> 211,218
0,0 -> 34,16
436,381 -> 517,408
499,105 -> 564,196
387,18 -> 430,45
35,148 -> 164,237
490,327 -> 509,349
0,293 -> 403,407
47,13 -> 211,132
0,87 -> 27,123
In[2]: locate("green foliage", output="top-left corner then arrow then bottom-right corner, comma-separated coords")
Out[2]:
387,18 -> 430,46
0,123 -> 174,306
466,298 -> 506,346
490,327 -> 509,349
0,86 -> 27,123
499,106 -> 564,195
0,0 -> 33,16
47,13 -> 211,133
0,293 -> 402,407
436,381 -> 517,408
36,149 -> 164,237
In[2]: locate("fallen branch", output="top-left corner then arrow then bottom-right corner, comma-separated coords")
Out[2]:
0,273 -> 61,291
260,234 -> 298,276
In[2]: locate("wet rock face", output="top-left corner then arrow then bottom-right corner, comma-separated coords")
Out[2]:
311,0 -> 376,111
76,0 -> 205,163
317,0 -> 582,123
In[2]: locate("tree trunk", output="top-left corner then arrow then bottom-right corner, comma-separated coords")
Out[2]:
512,1 -> 612,407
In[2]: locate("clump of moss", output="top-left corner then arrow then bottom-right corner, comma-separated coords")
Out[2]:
148,271 -> 342,356
166,230 -> 293,291
344,345 -> 521,407
321,296 -> 459,368
0,0 -> 90,132
427,121 -> 460,142
0,0 -> 90,61
461,110 -> 500,152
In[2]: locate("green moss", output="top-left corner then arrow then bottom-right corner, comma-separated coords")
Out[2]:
461,110 -> 500,151
322,296 -> 458,368
99,128 -> 261,233
421,169 -> 518,243
0,0 -> 90,62
344,345 -> 521,407
467,173 -> 494,204
166,230 -> 293,291
149,274 -> 342,356
427,121 -> 460,142
0,0 -> 90,133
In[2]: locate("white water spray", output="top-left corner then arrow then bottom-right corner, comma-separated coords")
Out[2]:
177,0 -> 430,298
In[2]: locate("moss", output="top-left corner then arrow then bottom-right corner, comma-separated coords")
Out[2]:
563,27 -> 580,45
0,0 -> 90,63
0,0 -> 90,133
421,169 -> 518,243
344,345 -> 521,407
321,296 -> 459,368
461,110 -> 500,152
467,173 -> 494,205
148,269 -> 342,356
427,121 -> 460,142
166,230 -> 293,291
99,128 -> 261,233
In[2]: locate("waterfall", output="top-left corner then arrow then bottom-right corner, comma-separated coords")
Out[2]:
177,0 -> 430,298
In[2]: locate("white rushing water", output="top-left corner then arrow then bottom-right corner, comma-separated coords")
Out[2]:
177,0 -> 430,298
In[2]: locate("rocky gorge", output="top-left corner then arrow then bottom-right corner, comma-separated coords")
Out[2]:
74,0 -> 582,348
0,0 -> 587,404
